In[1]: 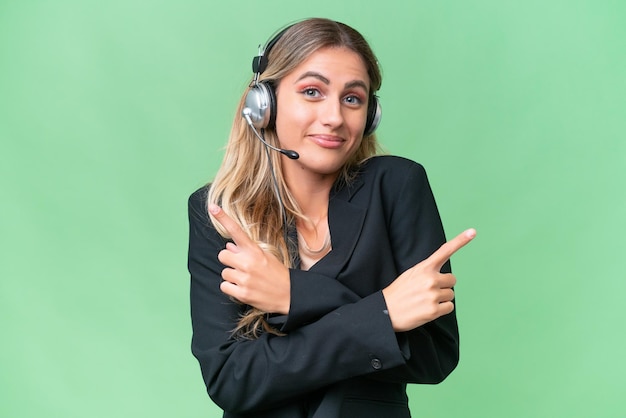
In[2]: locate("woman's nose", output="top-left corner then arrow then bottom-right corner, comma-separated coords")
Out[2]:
319,98 -> 343,128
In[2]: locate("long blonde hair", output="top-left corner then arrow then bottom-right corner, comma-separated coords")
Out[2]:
208,18 -> 383,339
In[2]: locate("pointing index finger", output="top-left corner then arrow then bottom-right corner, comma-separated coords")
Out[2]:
426,228 -> 476,269
209,204 -> 254,248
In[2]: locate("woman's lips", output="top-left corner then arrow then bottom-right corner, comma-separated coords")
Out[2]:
308,134 -> 345,149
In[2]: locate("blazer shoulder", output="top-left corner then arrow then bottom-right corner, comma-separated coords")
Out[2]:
364,155 -> 426,175
360,155 -> 428,188
188,184 -> 211,223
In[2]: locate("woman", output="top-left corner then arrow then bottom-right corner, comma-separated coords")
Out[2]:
188,18 -> 475,417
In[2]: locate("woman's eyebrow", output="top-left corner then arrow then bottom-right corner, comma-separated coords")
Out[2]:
295,71 -> 330,84
295,71 -> 369,92
344,80 -> 368,93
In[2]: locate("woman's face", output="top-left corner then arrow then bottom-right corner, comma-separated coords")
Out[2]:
274,46 -> 370,179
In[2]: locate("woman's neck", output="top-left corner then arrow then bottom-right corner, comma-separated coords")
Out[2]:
284,169 -> 337,218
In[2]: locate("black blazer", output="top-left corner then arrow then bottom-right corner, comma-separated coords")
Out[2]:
188,156 -> 459,418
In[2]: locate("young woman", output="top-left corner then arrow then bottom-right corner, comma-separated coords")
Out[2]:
188,17 -> 475,418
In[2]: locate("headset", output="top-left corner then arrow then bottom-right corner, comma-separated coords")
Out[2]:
242,23 -> 382,141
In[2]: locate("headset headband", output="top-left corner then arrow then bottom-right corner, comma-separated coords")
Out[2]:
252,25 -> 293,75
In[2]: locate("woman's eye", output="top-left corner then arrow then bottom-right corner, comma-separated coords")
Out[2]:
344,95 -> 363,105
302,88 -> 320,97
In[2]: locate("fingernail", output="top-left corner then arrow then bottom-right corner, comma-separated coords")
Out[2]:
466,228 -> 477,239
209,204 -> 220,215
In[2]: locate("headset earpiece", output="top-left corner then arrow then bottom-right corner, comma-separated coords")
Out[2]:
243,81 -> 277,129
364,95 -> 382,136
243,26 -> 287,130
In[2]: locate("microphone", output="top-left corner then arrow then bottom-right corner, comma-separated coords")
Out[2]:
242,108 -> 299,159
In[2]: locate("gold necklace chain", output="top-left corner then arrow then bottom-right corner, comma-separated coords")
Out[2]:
297,228 -> 331,256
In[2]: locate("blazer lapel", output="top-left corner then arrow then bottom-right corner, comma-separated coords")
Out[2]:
308,177 -> 366,278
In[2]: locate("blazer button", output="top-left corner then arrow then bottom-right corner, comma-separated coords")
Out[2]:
371,358 -> 382,370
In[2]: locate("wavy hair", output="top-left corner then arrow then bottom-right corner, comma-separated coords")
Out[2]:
207,18 -> 383,339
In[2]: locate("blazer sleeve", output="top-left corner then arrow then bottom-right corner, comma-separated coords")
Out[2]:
370,160 -> 460,384
278,268 -> 361,332
188,190 -> 408,413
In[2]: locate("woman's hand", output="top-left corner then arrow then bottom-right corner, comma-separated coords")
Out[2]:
210,204 -> 291,315
382,229 -> 476,332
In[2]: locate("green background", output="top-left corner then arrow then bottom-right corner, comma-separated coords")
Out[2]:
1,1 -> 624,417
